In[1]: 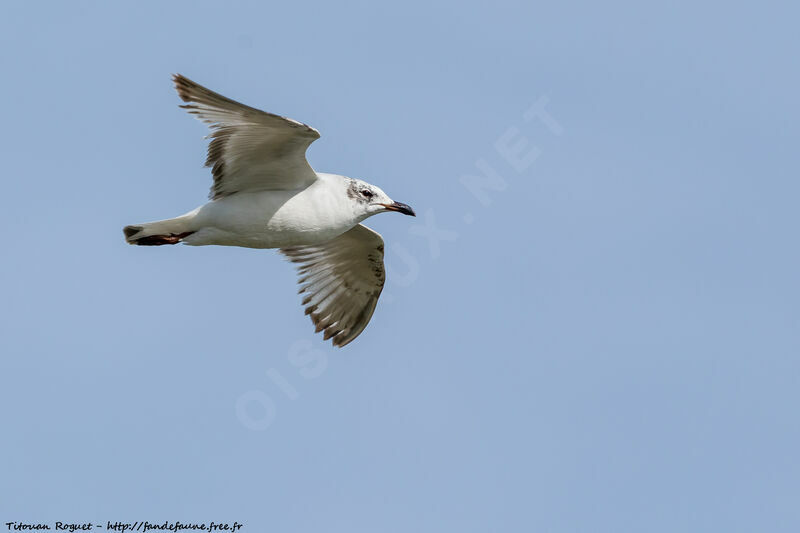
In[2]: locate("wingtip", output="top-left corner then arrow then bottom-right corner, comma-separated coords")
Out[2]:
332,335 -> 352,348
172,73 -> 194,102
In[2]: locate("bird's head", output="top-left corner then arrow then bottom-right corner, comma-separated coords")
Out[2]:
346,178 -> 415,219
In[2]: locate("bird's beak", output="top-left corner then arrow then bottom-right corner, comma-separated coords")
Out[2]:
381,202 -> 416,216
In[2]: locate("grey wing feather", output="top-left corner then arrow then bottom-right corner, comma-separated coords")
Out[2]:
280,225 -> 386,347
173,74 -> 320,199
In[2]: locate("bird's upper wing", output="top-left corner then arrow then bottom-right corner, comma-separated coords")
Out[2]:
280,224 -> 386,347
173,74 -> 321,199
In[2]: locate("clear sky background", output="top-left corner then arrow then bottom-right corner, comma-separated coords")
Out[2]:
1,1 -> 799,531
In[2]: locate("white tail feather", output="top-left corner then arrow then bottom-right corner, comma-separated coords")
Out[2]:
123,214 -> 195,245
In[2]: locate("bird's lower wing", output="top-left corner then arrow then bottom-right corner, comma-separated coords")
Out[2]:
280,224 -> 386,347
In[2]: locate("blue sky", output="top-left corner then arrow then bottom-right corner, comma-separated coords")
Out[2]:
1,1 -> 799,531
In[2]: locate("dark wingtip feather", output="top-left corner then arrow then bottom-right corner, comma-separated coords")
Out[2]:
172,73 -> 196,102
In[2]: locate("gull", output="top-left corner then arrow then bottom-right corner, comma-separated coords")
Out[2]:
124,74 -> 415,347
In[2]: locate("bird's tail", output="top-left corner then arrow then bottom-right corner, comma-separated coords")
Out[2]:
123,215 -> 195,246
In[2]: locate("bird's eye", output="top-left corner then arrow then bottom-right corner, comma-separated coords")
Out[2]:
361,189 -> 373,198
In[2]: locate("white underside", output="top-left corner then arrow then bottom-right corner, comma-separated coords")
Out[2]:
134,174 -> 368,249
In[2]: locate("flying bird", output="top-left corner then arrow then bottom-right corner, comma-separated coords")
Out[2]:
124,74 -> 415,347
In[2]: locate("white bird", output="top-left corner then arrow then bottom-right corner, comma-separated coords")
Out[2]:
124,74 -> 415,347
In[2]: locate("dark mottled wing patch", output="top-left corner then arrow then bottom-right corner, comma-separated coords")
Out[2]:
280,224 -> 386,348
173,74 -> 320,199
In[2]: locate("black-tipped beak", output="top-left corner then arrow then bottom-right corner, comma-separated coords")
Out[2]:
382,202 -> 416,216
